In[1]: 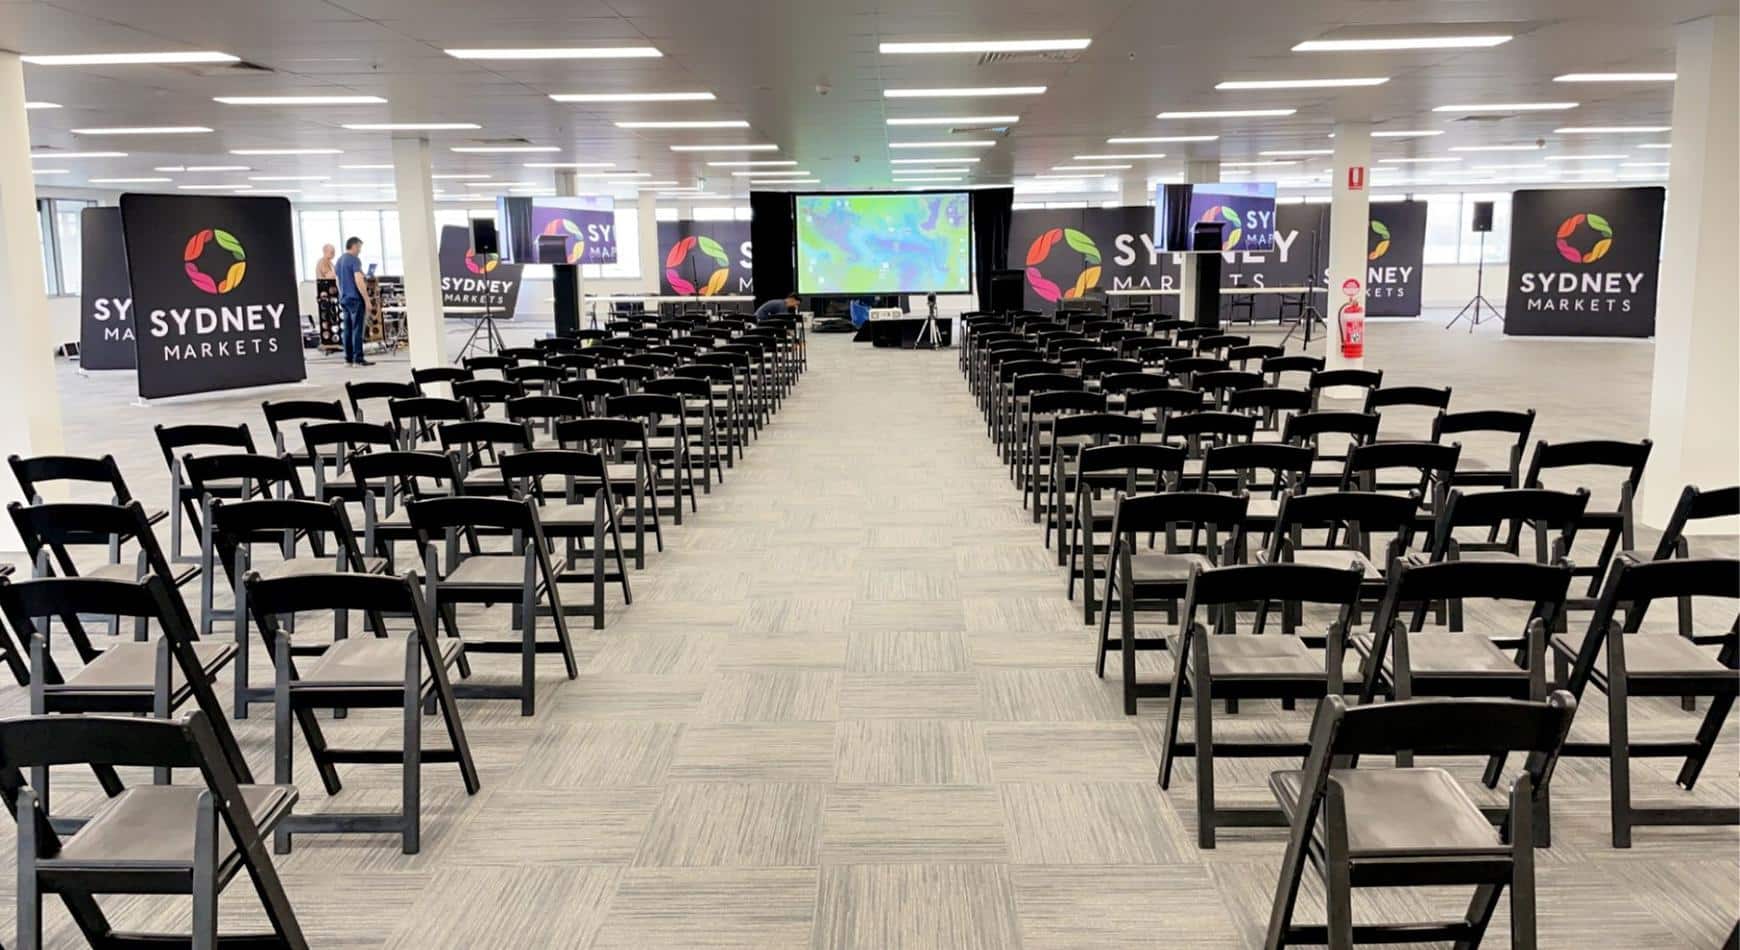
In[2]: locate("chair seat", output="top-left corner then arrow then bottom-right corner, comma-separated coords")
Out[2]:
444,555 -> 527,588
61,641 -> 236,694
1270,767 -> 1504,859
56,783 -> 297,869
87,561 -> 201,588
535,500 -> 606,530
255,556 -> 388,581
1263,549 -> 1380,577
1244,496 -> 1282,521
1128,552 -> 1214,583
1168,633 -> 1324,679
1550,632 -> 1736,680
1353,632 -> 1523,678
298,635 -> 465,689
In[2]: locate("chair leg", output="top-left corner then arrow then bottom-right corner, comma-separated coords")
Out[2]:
520,568 -> 538,717
1677,693 -> 1735,790
191,794 -> 219,950
1158,633 -> 1190,790
1607,663 -> 1633,848
402,644 -> 422,855
1193,640 -> 1217,848
17,786 -> 42,950
1323,848 -> 1354,950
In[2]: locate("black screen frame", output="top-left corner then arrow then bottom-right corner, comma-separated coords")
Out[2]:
793,189 -> 975,297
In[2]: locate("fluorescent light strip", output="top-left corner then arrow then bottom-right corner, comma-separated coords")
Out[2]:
1157,109 -> 1296,119
523,162 -> 617,169
884,86 -> 1046,98
1620,161 -> 1671,167
444,47 -> 661,60
1377,157 -> 1460,164
23,51 -> 237,66
432,173 -> 490,180
1075,152 -> 1167,160
1106,135 -> 1219,143
215,95 -> 387,105
1032,174 -> 1099,180
573,172 -> 653,179
1222,159 -> 1299,167
1052,164 -> 1132,171
1215,77 -> 1387,90
343,122 -> 480,131
886,115 -> 1019,126
89,177 -> 171,183
177,184 -> 243,190
1544,154 -> 1629,161
890,157 -> 978,165
891,169 -> 969,176
892,176 -> 965,182
889,140 -> 998,149
339,163 -> 393,170
31,168 -> 69,175
1554,72 -> 1675,82
658,192 -> 723,198
24,102 -> 60,110
30,151 -> 126,159
1433,102 -> 1578,112
1555,125 -> 1671,134
72,126 -> 212,135
879,39 -> 1090,54
232,148 -> 342,156
1369,130 -> 1442,138
1260,148 -> 1333,156
551,92 -> 714,102
1637,143 -> 1672,150
733,170 -> 810,177
1293,35 -> 1510,52
249,175 -> 330,181
616,120 -> 748,129
707,160 -> 797,167
156,165 -> 250,172
450,145 -> 560,153
668,143 -> 777,152
1448,144 -> 1543,152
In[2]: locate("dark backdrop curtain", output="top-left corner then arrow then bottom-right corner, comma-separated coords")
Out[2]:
749,191 -> 796,307
971,187 -> 1015,305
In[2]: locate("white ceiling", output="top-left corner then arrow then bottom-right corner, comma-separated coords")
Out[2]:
6,0 -> 1718,201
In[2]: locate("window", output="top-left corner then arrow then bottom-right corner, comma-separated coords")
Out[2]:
1419,194 -> 1462,265
1458,194 -> 1510,264
655,206 -> 679,222
296,210 -> 341,281
694,206 -> 736,221
340,210 -> 386,274
33,197 -> 93,296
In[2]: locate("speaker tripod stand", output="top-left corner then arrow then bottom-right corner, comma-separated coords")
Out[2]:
455,298 -> 507,362
1447,231 -> 1504,332
1281,227 -> 1329,348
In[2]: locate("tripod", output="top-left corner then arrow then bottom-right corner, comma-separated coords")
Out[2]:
912,294 -> 943,349
1281,227 -> 1329,348
455,295 -> 506,362
1447,231 -> 1503,331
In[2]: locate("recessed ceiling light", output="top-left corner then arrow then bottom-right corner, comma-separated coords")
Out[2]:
1377,157 -> 1460,163
886,115 -> 1019,126
1619,161 -> 1671,167
889,140 -> 999,149
891,168 -> 969,176
325,182 -> 393,189
575,172 -> 655,179
891,176 -> 966,182
1157,109 -> 1296,119
1544,154 -> 1629,161
551,92 -> 715,102
878,39 -> 1090,54
616,120 -> 749,129
339,163 -> 394,170
450,145 -> 561,153
733,169 -> 811,177
30,150 -> 126,159
884,86 -> 1046,98
1074,152 -> 1168,160
523,162 -> 618,169
249,175 -> 331,181
88,177 -> 173,183
1637,142 -> 1672,150
444,47 -> 661,60
1260,148 -> 1333,156
215,95 -> 387,105
1052,164 -> 1132,171
1032,174 -> 1100,180
156,164 -> 252,172
1555,125 -> 1671,134
1554,72 -> 1676,83
1473,163 -> 1549,170
1433,102 -> 1578,112
1106,135 -> 1219,144
177,184 -> 244,190
668,143 -> 778,152
72,126 -> 212,135
432,173 -> 490,180
1215,77 -> 1387,90
1222,159 -> 1300,167
1363,130 -> 1443,139
232,148 -> 342,156
31,168 -> 69,175
1448,144 -> 1544,152
24,101 -> 60,110
707,160 -> 798,167
1293,35 -> 1511,52
890,157 -> 979,165
343,122 -> 481,131
23,51 -> 238,66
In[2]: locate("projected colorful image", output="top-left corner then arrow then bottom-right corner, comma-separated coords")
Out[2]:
796,193 -> 971,294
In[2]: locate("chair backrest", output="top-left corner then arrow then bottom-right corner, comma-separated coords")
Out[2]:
1076,443 -> 1187,485
211,497 -> 365,570
8,454 -> 135,506
643,376 -> 710,400
7,501 -> 175,595
1051,411 -> 1144,443
1185,561 -> 1364,610
1308,368 -> 1384,398
1166,356 -> 1228,378
1283,410 -> 1381,448
1161,411 -> 1256,454
1261,353 -> 1325,386
389,396 -> 473,444
1364,384 -> 1452,413
1110,490 -> 1249,536
1274,489 -> 1421,536
1340,440 -> 1462,493
345,380 -> 420,421
243,571 -> 430,659
1227,343 -> 1284,367
261,399 -> 345,452
1099,372 -> 1170,395
499,449 -> 611,496
438,419 -> 534,455
507,394 -> 590,425
462,354 -> 514,376
349,449 -> 467,508
411,365 -> 472,391
1125,388 -> 1206,417
556,416 -> 648,452
1651,485 -> 1740,560
183,451 -> 306,501
1524,439 -> 1652,512
499,345 -> 544,364
1029,390 -> 1107,417
1194,369 -> 1265,396
1430,487 -> 1590,562
1011,373 -> 1081,398
407,495 -> 538,536
1227,386 -> 1311,418
1371,558 -> 1574,639
301,419 -> 398,455
505,364 -> 566,387
155,423 -> 256,473
1082,358 -> 1143,380
452,378 -> 527,413
547,353 -> 598,374
1199,442 -> 1315,494
607,393 -> 683,421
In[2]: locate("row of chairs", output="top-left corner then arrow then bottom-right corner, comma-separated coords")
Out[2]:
0,319 -> 809,948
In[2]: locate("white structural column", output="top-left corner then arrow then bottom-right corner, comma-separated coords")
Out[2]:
1643,14 -> 1739,527
1118,174 -> 1148,207
637,196 -> 659,294
0,52 -> 65,547
1325,121 -> 1372,373
1176,159 -> 1220,318
391,135 -> 446,367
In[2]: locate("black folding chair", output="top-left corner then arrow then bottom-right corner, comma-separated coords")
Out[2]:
557,417 -> 663,569
350,450 -> 469,570
1264,693 -> 1576,949
155,423 -> 261,564
500,450 -> 633,629
261,398 -> 346,476
608,394 -> 699,522
1432,408 -> 1535,490
1523,438 -> 1652,609
183,451 -> 310,642
388,395 -> 472,452
1257,490 -> 1420,634
345,379 -> 419,423
10,499 -> 202,640
0,712 -> 307,949
1069,444 -> 1186,624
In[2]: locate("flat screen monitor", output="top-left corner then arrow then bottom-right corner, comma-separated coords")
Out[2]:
497,195 -> 618,265
795,192 -> 972,295
1154,182 -> 1279,253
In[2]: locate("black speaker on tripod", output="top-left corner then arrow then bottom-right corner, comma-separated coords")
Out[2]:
1448,201 -> 1502,332
1471,200 -> 1494,234
470,217 -> 499,256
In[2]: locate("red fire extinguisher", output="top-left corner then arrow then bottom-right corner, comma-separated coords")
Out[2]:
1338,300 -> 1365,360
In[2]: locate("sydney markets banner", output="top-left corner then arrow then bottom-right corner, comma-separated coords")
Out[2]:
657,220 -> 754,296
1504,187 -> 1664,338
119,194 -> 306,399
438,225 -> 525,315
1010,201 -> 1425,318
530,196 -> 618,265
77,206 -> 137,370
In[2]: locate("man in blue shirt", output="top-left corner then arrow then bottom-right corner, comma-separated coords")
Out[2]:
334,237 -> 373,366
754,293 -> 798,320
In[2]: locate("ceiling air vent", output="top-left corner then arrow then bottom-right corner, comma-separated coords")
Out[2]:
949,124 -> 1012,135
188,60 -> 274,77
1455,113 -> 1527,124
470,137 -> 537,146
977,49 -> 1084,66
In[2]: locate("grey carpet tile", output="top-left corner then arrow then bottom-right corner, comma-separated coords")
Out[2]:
634,782 -> 826,867
592,868 -> 819,949
833,718 -> 995,785
812,864 -> 1024,950
821,785 -> 1012,864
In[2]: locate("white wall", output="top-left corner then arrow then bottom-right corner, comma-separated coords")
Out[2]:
1421,263 -> 1510,309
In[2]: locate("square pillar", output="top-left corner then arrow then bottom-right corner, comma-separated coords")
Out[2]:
391,136 -> 447,367
1326,122 -> 1372,373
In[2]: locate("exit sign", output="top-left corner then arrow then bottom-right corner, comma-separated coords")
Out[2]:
1347,165 -> 1366,190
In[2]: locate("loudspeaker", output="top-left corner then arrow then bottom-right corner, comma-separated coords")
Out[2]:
551,263 -> 581,337
470,217 -> 500,256
988,268 -> 1025,312
1471,201 -> 1494,233
1192,249 -> 1222,330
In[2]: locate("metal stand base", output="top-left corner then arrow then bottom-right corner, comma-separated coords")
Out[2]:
1447,294 -> 1504,332
456,314 -> 506,362
912,313 -> 944,350
1280,303 -> 1328,349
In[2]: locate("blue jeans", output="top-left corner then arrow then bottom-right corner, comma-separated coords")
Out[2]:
340,297 -> 366,363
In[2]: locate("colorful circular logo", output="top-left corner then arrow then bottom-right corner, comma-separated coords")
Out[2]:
183,228 -> 246,295
1555,212 -> 1613,264
1368,220 -> 1391,261
541,217 -> 586,264
464,248 -> 499,274
665,235 -> 732,296
1024,227 -> 1102,303
1199,205 -> 1242,251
